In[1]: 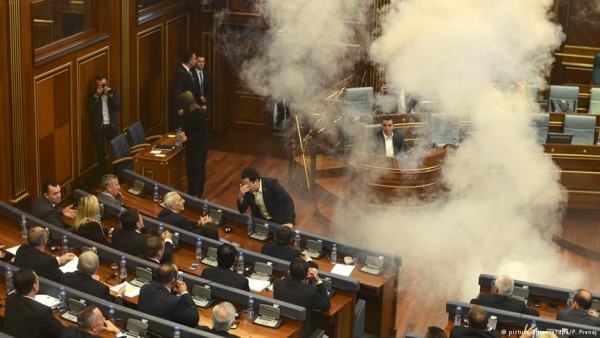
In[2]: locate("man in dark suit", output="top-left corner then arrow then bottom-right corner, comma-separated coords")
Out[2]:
471,274 -> 539,316
370,115 -> 404,156
61,305 -> 126,338
199,301 -> 240,338
14,226 -> 76,282
274,257 -> 330,337
201,243 -> 249,291
192,55 -> 211,108
158,191 -> 212,234
172,51 -> 197,118
97,174 -> 125,208
261,226 -> 300,262
143,235 -> 174,264
88,75 -> 121,175
138,264 -> 199,328
61,250 -> 124,304
31,179 -> 77,229
237,167 -> 296,228
4,268 -> 65,337
557,289 -> 600,326
112,208 -> 149,257
449,305 -> 501,338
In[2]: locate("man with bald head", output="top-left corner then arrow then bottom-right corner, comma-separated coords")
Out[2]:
158,191 -> 211,234
450,305 -> 500,338
557,289 -> 600,326
62,250 -> 124,303
471,274 -> 539,316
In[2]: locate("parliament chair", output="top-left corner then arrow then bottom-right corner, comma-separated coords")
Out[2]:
109,133 -> 134,180
530,113 -> 549,144
343,87 -> 374,118
353,299 -> 366,338
548,85 -> 579,112
429,113 -> 460,147
589,88 -> 600,114
126,121 -> 162,151
563,114 -> 596,145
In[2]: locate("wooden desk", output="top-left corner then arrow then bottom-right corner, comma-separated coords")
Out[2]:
133,135 -> 187,191
119,184 -> 396,337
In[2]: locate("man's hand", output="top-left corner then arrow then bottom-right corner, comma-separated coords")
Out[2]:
238,184 -> 250,201
198,215 -> 213,226
62,205 -> 77,219
177,109 -> 184,116
307,268 -> 321,283
103,319 -> 122,334
161,230 -> 172,240
200,96 -> 207,103
115,284 -> 125,298
96,85 -> 104,96
58,253 -> 76,266
282,223 -> 293,229
175,280 -> 188,294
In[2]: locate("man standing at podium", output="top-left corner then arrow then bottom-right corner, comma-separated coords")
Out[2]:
371,115 -> 404,157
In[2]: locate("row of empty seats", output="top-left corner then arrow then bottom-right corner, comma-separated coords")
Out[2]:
531,113 -> 597,145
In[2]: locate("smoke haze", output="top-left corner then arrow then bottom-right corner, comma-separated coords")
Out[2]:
236,0 -> 584,302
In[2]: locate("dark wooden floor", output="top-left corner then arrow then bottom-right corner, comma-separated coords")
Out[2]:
207,130 -> 600,338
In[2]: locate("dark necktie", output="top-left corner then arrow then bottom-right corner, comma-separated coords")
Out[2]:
191,70 -> 201,100
198,71 -> 204,96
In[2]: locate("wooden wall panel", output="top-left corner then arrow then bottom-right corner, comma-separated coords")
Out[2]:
34,65 -> 73,186
138,26 -> 164,133
165,15 -> 189,131
235,89 -> 268,129
77,50 -> 109,175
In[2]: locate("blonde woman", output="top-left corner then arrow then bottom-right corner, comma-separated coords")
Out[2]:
179,90 -> 209,198
74,195 -> 108,246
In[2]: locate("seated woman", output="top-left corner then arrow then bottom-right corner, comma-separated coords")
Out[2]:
73,195 -> 109,246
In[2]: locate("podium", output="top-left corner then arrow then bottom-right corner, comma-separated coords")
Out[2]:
133,135 -> 187,190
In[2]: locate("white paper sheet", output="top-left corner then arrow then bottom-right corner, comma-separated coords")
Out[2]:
59,256 -> 79,273
6,245 -> 20,255
330,263 -> 355,276
34,294 -> 61,309
247,278 -> 271,292
110,282 -> 140,298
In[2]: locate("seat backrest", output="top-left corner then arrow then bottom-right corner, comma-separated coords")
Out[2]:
353,299 -> 366,338
593,54 -> 600,85
109,133 -> 133,179
430,113 -> 460,147
127,121 -> 147,146
530,113 -> 549,144
307,329 -> 325,338
344,87 -> 374,117
549,85 -> 579,112
589,88 -> 600,114
563,114 -> 596,145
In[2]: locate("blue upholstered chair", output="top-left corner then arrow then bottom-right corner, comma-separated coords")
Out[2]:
109,133 -> 134,179
548,85 -> 579,112
343,87 -> 374,118
530,113 -> 549,144
563,114 -> 596,145
589,88 -> 600,114
593,53 -> 600,85
126,121 -> 162,151
430,113 -> 460,147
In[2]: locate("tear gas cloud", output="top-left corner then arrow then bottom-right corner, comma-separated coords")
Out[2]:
236,0 -> 584,301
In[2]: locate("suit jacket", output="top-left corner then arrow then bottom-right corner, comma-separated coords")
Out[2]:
274,278 -> 330,337
557,309 -> 600,327
192,69 -> 211,106
157,209 -> 200,234
4,293 -> 64,338
87,89 -> 121,133
138,282 -> 199,327
61,270 -> 123,305
471,294 -> 528,313
31,196 -> 65,229
261,244 -> 300,262
172,64 -> 196,112
371,129 -> 404,156
450,326 -> 501,338
112,228 -> 148,258
96,191 -> 125,208
14,243 -> 63,282
201,267 -> 250,291
199,326 -> 240,338
237,177 -> 296,225
75,221 -> 109,246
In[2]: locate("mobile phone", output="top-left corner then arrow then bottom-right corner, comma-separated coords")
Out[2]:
189,263 -> 198,270
230,320 -> 239,329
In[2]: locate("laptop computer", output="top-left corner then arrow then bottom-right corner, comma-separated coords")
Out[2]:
60,299 -> 86,323
511,286 -> 529,306
127,179 -> 145,196
252,304 -> 283,328
191,285 -> 215,308
249,223 -> 269,241
123,318 -> 148,338
208,208 -> 223,226
302,239 -> 324,259
360,255 -> 384,276
129,267 -> 153,288
200,246 -> 218,267
249,262 -> 274,282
